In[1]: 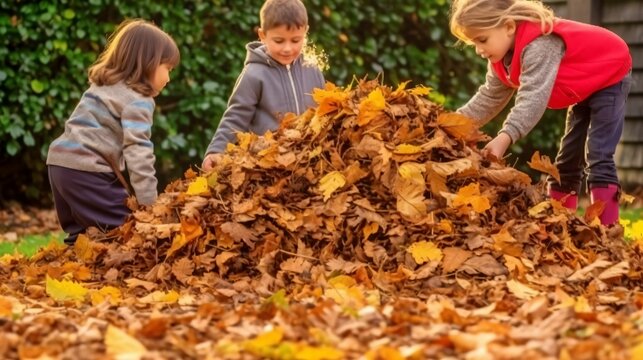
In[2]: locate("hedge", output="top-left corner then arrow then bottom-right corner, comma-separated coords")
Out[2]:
0,0 -> 563,204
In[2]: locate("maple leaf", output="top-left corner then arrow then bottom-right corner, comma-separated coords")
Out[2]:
105,325 -> 147,360
357,88 -> 386,126
436,112 -> 483,142
452,183 -> 491,213
318,171 -> 346,201
527,151 -> 560,184
45,275 -> 88,302
407,241 -> 443,264
312,82 -> 349,117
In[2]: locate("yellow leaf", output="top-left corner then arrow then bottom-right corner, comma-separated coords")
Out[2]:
357,88 -> 386,126
45,275 -> 88,302
327,275 -> 357,288
91,286 -> 122,306
573,295 -> 592,313
319,171 -> 346,201
527,151 -> 561,184
631,342 -> 643,360
105,325 -> 147,360
506,280 -> 540,300
244,327 -> 284,351
409,85 -> 431,96
295,345 -> 344,360
139,290 -> 180,304
528,201 -> 551,216
408,241 -> 443,264
394,143 -> 422,155
186,176 -> 209,195
236,132 -> 256,150
166,234 -> 188,259
73,233 -> 94,262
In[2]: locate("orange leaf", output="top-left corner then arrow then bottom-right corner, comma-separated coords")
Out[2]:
436,112 -> 483,142
312,83 -> 349,117
357,88 -> 386,126
527,151 -> 560,184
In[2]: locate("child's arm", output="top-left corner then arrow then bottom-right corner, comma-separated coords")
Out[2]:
121,99 -> 158,206
488,35 -> 566,158
205,69 -> 260,156
458,63 -> 515,126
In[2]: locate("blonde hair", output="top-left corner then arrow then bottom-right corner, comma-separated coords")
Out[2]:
89,19 -> 180,97
450,0 -> 555,43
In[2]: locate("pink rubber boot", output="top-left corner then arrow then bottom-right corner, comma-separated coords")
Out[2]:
590,184 -> 620,225
548,188 -> 578,210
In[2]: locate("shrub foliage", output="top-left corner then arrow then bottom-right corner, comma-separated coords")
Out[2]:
0,0 -> 562,204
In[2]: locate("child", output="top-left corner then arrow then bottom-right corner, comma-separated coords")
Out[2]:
47,19 -> 180,244
201,0 -> 325,170
450,0 -> 632,225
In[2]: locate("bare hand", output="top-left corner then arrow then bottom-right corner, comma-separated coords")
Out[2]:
201,153 -> 224,171
482,133 -> 512,160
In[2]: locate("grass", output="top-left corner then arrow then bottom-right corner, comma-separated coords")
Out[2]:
0,232 -> 64,258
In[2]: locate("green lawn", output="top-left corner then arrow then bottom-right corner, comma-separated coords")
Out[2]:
0,232 -> 64,258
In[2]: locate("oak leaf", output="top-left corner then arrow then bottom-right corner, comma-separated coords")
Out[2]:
527,151 -> 560,184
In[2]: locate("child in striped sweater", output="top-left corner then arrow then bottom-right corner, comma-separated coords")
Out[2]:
46,19 -> 180,244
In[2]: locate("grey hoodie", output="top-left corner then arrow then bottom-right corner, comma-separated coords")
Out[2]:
47,81 -> 158,205
205,41 -> 325,154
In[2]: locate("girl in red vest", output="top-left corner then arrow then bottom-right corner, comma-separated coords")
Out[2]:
450,0 -> 632,225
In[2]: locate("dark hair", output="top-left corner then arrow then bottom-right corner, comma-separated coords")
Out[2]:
88,19 -> 180,97
260,0 -> 308,31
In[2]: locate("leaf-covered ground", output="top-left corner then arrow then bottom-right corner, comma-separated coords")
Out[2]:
1,80 -> 642,360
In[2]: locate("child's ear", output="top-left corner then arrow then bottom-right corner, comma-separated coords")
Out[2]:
504,19 -> 517,36
258,28 -> 266,41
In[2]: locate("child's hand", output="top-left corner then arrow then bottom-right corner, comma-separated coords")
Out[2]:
202,153 -> 224,171
482,133 -> 512,160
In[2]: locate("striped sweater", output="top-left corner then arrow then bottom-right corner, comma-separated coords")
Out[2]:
46,81 -> 158,205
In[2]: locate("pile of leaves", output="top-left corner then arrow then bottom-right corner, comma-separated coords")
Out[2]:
1,80 -> 642,359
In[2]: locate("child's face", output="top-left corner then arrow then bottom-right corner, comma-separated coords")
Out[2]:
258,24 -> 308,66
150,63 -> 172,97
463,20 -> 516,63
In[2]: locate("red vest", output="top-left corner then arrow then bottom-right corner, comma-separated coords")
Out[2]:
491,19 -> 631,109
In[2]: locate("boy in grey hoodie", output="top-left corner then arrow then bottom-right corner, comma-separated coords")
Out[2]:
201,0 -> 325,170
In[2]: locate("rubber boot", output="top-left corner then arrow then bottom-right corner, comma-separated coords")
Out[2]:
590,184 -> 620,225
548,188 -> 578,210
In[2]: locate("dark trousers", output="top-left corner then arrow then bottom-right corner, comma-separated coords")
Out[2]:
48,165 -> 130,244
548,74 -> 632,193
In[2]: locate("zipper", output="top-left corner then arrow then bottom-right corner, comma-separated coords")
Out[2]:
286,64 -> 300,114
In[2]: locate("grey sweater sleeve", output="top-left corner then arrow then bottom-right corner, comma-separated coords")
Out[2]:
205,68 -> 260,154
457,62 -> 515,126
499,36 -> 566,142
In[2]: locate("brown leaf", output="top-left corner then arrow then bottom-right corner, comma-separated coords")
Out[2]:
441,247 -> 472,274
527,151 -> 560,184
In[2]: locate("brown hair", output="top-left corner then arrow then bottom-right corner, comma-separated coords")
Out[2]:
88,19 -> 180,97
260,0 -> 308,31
450,0 -> 554,44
